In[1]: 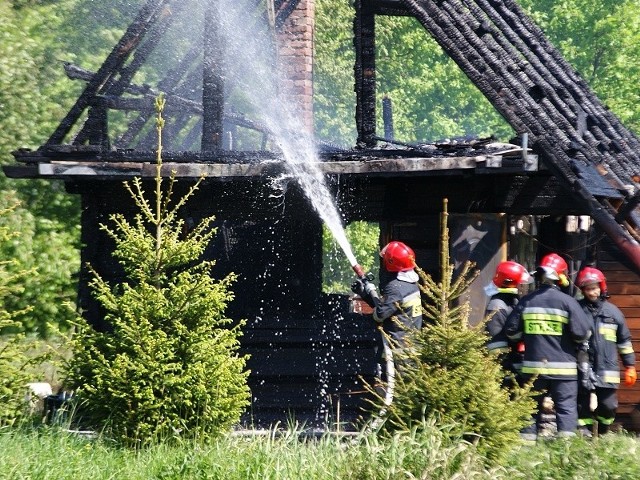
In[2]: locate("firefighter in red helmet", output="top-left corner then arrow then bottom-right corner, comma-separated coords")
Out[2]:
374,241 -> 423,338
484,261 -> 532,386
352,241 -> 423,345
504,253 -> 591,441
576,267 -> 636,436
351,241 -> 423,395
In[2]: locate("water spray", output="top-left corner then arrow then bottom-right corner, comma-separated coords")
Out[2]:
214,3 -> 391,426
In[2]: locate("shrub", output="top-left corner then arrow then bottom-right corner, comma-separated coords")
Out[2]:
0,195 -> 49,425
64,97 -> 250,446
369,200 -> 536,464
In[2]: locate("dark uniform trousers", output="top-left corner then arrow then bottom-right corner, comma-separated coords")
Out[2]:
522,376 -> 578,436
577,387 -> 618,433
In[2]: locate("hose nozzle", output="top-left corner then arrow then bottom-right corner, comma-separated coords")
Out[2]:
352,264 -> 366,279
352,264 -> 375,282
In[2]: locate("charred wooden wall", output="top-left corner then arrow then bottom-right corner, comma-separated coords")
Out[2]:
71,177 -> 382,428
62,166 -> 640,429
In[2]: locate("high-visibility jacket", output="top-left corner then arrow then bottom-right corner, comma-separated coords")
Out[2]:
485,292 -> 522,373
579,298 -> 635,388
505,284 -> 591,380
374,271 -> 422,344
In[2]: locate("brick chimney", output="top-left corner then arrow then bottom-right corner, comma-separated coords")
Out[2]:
276,0 -> 315,133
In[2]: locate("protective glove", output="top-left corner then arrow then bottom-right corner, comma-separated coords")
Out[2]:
624,366 -> 637,386
351,278 -> 366,297
363,280 -> 378,298
351,278 -> 380,309
578,361 -> 596,391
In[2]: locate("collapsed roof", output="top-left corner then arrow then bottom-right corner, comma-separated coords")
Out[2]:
6,0 -> 640,272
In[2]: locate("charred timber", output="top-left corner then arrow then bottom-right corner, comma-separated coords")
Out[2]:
64,62 -> 158,97
397,0 -> 640,185
133,67 -> 208,149
117,44 -> 201,146
468,0 -> 638,185
202,0 -> 225,152
74,1 -> 186,147
89,95 -> 270,135
371,0 -> 412,16
354,0 -> 377,147
46,0 -> 173,145
13,139 -> 525,163
493,0 -> 640,179
396,0 -> 640,273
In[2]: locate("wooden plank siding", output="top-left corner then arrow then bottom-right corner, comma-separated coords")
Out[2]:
598,245 -> 640,430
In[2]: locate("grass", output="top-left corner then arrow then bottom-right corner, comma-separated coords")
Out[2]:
2,422 -> 640,479
0,421 -> 499,480
509,433 -> 640,479
4,335 -> 640,479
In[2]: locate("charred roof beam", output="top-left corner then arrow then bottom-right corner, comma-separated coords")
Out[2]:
354,0 -> 377,148
46,0 -> 174,146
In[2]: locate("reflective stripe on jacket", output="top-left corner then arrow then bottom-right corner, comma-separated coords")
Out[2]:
485,293 -> 522,372
580,298 -> 636,388
374,275 -> 422,344
504,284 -> 591,380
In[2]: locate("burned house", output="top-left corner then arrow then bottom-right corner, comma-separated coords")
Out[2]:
5,0 -> 640,430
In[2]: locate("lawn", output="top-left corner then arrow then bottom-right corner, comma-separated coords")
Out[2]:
1,424 -> 639,479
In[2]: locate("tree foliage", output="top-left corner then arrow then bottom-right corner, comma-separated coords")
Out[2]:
374,15 -> 513,143
64,98 -> 250,446
0,2 -> 83,335
314,0 -> 358,147
322,221 -> 380,293
314,0 -> 640,144
0,194 -> 49,425
369,201 -> 535,464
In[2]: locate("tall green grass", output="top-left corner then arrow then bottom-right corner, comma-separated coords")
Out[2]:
1,423 -> 639,479
0,421 -> 502,479
509,432 -> 640,479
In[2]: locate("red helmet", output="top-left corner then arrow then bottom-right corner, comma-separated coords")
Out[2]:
576,267 -> 607,293
493,261 -> 532,288
538,253 -> 569,286
380,241 -> 415,272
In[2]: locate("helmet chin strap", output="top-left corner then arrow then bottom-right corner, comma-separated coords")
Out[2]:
558,274 -> 570,288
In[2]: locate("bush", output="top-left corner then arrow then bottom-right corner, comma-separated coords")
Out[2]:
64,97 -> 250,446
0,196 -> 50,425
369,201 -> 536,464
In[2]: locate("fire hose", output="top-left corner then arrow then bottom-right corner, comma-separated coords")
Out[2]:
578,343 -> 599,412
351,264 -> 396,423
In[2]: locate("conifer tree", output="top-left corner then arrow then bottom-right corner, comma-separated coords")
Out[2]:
0,195 -> 46,425
371,199 -> 535,463
64,96 -> 250,446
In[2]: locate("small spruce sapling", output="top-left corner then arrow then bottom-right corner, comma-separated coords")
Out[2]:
368,199 -> 535,464
64,96 -> 250,446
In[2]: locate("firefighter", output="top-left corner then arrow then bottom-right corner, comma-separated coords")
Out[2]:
484,261 -> 532,385
351,240 -> 422,345
575,267 -> 636,436
504,253 -> 592,441
351,241 -> 423,394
